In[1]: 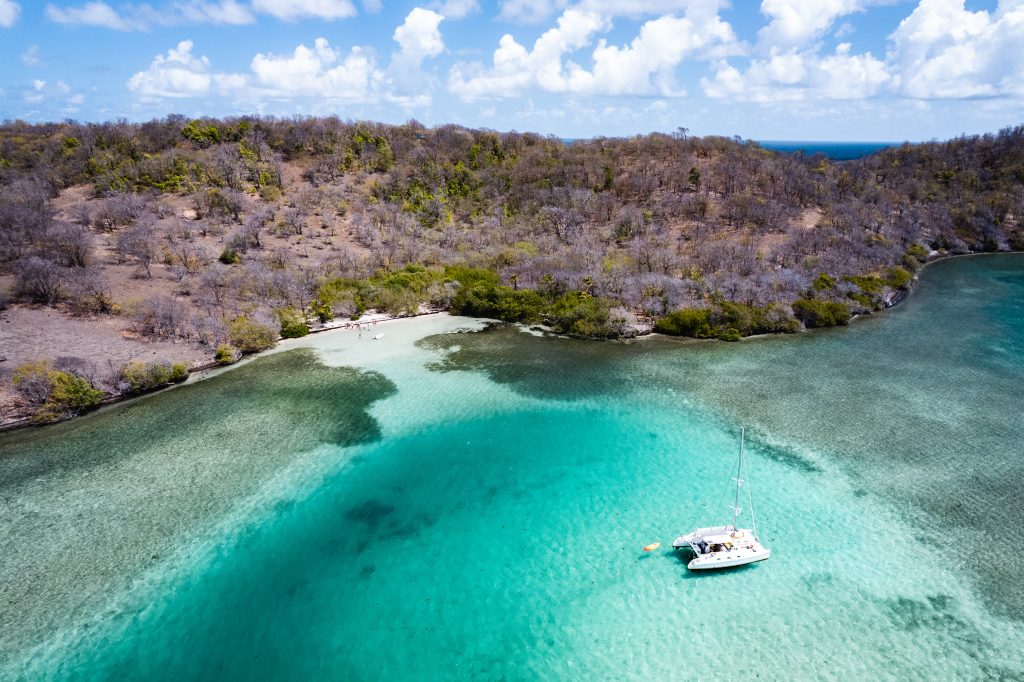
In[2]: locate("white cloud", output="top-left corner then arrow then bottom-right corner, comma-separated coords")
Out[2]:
497,0 -> 721,23
498,0 -> 568,23
22,78 -> 85,109
248,39 -> 377,97
888,0 -> 1024,98
46,1 -> 138,31
127,39 -> 217,98
757,0 -> 876,49
126,24 -> 448,108
0,0 -> 19,27
175,1 -> 255,25
388,8 -> 446,104
818,43 -> 890,99
250,0 -> 357,21
47,0 -> 355,29
583,12 -> 737,95
702,0 -> 900,102
450,9 -> 608,99
578,0 -> 725,18
704,0 -> 1024,103
703,43 -> 890,102
393,8 -> 445,60
21,45 -> 41,66
451,4 -> 737,99
431,0 -> 478,19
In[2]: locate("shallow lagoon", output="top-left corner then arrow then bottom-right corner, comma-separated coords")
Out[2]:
2,255 -> 1023,679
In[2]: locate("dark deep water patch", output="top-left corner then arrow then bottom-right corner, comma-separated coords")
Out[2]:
418,326 -> 648,400
0,350 -> 394,481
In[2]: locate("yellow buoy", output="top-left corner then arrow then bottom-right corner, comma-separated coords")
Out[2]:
643,542 -> 661,552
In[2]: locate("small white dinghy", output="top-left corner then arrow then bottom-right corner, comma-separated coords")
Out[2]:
673,428 -> 771,570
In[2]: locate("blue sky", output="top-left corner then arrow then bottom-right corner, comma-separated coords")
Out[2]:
1,0 -> 1022,140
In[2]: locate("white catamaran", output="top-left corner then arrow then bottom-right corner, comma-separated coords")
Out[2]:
673,428 -> 771,570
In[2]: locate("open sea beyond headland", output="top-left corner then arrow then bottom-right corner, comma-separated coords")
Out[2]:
757,140 -> 898,159
2,254 -> 1023,680
565,139 -> 897,159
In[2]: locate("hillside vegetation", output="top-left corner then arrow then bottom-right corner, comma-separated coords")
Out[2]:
2,117 -> 1023,418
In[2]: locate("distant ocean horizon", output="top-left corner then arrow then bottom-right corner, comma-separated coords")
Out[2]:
757,140 -> 901,160
561,137 -> 902,160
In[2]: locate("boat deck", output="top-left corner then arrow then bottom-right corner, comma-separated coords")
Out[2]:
673,526 -> 770,570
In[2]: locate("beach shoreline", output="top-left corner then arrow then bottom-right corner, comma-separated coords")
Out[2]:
0,308 -> 458,432
3,250 -> 1021,431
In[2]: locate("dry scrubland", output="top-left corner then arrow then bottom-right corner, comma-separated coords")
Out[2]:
1,117 -> 1022,423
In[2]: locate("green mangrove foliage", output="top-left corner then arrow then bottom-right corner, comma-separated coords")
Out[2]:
214,344 -> 241,365
228,316 -> 278,353
119,360 -> 189,394
316,263 -> 448,317
792,298 -> 852,328
654,301 -> 799,340
448,266 -> 625,338
841,266 -> 914,309
277,307 -> 310,338
844,266 -> 913,295
317,263 -> 625,337
12,360 -> 104,423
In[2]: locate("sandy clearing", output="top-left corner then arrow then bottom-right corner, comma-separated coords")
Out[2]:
0,305 -> 209,392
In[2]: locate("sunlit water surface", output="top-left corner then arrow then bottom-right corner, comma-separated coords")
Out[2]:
1,255 -> 1023,680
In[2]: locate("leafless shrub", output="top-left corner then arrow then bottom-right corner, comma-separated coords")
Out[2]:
13,256 -> 64,303
170,241 -> 211,274
192,313 -> 228,346
93,193 -> 145,231
65,266 -> 112,314
47,222 -> 93,267
170,220 -> 194,242
54,356 -> 101,384
115,222 -> 160,277
152,199 -> 175,219
69,202 -> 92,226
0,178 -> 54,262
193,188 -> 247,223
130,295 -> 191,339
196,267 -> 232,312
280,207 -> 307,236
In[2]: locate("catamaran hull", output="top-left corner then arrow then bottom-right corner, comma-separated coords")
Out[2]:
687,549 -> 771,570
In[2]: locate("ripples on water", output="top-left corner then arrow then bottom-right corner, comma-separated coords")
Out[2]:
1,255 -> 1023,679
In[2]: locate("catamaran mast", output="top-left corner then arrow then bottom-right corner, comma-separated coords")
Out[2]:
732,427 -> 745,530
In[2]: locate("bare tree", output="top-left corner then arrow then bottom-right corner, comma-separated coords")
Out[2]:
170,241 -> 211,274
131,295 -> 191,339
116,222 -> 160,278
47,222 -> 93,268
281,207 -> 307,236
13,256 -> 64,303
65,266 -> 112,314
69,202 -> 92,226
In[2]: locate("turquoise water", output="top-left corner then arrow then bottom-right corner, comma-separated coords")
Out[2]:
2,255 -> 1023,679
758,140 -> 898,159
